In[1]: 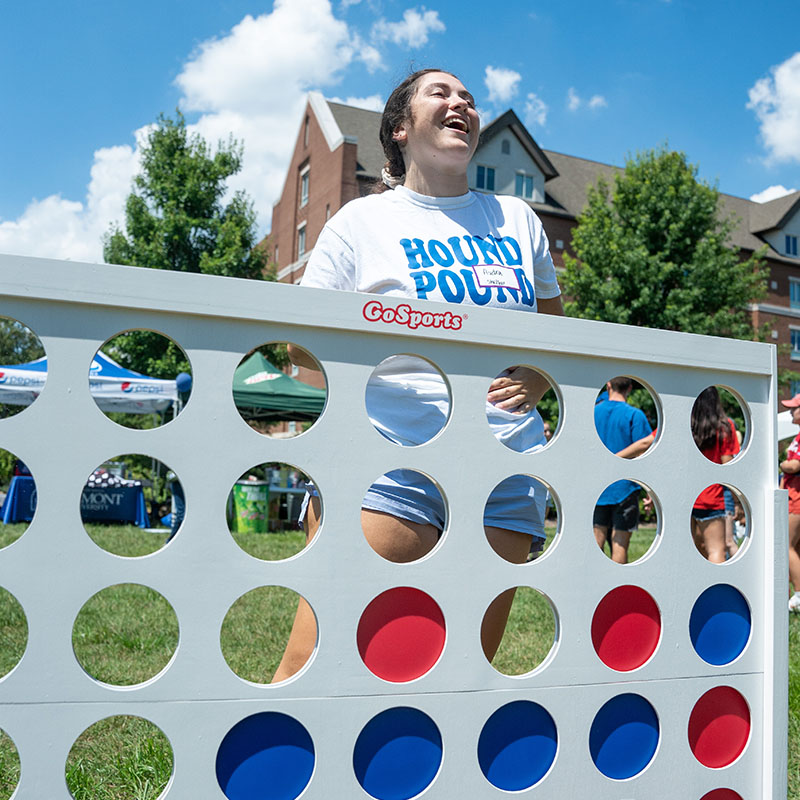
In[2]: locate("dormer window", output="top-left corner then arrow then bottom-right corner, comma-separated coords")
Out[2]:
476,165 -> 495,191
787,235 -> 798,257
515,172 -> 535,200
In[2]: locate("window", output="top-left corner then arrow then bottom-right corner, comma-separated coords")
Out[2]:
274,246 -> 279,264
792,379 -> 800,398
791,278 -> 800,309
300,168 -> 310,208
791,328 -> 800,360
515,172 -> 535,199
501,139 -> 510,155
297,224 -> 307,258
325,203 -> 331,220
304,116 -> 309,148
475,165 -> 495,191
291,364 -> 299,377
787,235 -> 799,257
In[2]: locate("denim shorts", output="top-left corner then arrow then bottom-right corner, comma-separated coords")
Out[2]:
303,470 -> 547,540
692,507 -> 727,521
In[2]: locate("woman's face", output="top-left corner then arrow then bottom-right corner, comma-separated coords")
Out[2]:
792,405 -> 800,425
392,72 -> 480,176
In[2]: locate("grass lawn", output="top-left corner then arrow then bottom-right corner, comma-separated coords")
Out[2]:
0,524 -> 797,798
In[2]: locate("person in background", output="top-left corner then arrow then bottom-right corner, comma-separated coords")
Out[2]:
593,377 -> 654,563
166,472 -> 184,543
779,393 -> 800,613
690,387 -> 740,564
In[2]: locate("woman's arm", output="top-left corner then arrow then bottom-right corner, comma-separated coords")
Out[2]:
538,295 -> 564,316
616,432 -> 655,459
780,458 -> 800,474
487,295 -> 564,412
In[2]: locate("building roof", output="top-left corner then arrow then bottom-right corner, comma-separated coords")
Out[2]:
748,190 -> 800,234
327,101 -> 383,177
479,109 -> 559,181
318,94 -> 800,264
539,149 -> 621,217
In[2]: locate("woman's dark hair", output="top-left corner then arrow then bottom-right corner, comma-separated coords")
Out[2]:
691,386 -> 730,450
373,68 -> 458,193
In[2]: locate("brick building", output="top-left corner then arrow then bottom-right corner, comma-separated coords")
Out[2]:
270,92 -> 800,395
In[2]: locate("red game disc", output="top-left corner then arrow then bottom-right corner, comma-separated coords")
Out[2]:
357,587 -> 446,682
689,686 -> 750,768
591,585 -> 661,671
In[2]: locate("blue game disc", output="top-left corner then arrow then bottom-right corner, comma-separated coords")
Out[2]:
589,694 -> 659,779
353,707 -> 442,800
216,712 -> 315,800
478,700 -> 557,790
689,584 -> 751,666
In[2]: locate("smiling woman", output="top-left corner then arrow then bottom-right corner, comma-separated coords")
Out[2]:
275,68 -> 565,684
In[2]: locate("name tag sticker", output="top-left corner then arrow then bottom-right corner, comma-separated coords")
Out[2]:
472,264 -> 521,290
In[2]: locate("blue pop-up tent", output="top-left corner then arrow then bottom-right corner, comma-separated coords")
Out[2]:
0,351 -> 177,414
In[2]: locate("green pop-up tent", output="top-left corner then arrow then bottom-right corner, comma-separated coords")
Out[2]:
232,352 -> 326,422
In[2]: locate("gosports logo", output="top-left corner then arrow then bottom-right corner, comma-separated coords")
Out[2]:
362,300 -> 463,331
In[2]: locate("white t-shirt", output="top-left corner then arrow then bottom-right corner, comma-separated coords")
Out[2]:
301,185 -> 561,311
301,186 -> 560,455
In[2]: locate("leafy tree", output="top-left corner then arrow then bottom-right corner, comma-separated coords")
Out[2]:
562,146 -> 767,340
0,320 -> 44,366
103,112 -> 276,383
104,111 -> 269,280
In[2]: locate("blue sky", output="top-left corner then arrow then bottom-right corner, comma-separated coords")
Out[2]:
2,0 -> 799,262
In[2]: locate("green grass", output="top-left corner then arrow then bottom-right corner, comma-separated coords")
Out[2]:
64,715 -> 173,800
0,525 -> 798,798
71,583 -> 179,686
86,525 -> 169,558
0,522 -> 26,550
0,730 -> 19,800
0,587 -> 27,679
220,586 -> 301,682
232,528 -> 307,561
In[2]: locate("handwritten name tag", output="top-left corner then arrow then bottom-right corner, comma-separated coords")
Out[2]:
472,264 -> 521,290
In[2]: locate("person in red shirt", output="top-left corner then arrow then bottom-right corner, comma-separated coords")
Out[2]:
779,394 -> 800,613
691,387 -> 740,563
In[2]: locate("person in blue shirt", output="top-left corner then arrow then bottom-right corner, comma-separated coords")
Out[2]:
593,377 -> 653,563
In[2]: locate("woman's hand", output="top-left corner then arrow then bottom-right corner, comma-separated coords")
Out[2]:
487,366 -> 549,414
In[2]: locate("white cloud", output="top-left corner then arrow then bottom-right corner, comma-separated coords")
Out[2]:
484,66 -> 521,105
567,87 -> 581,111
567,88 -> 606,111
749,184 -> 798,203
0,142 -> 140,262
371,7 -> 445,48
329,94 -> 384,111
747,52 -> 800,163
0,0 -> 376,261
524,92 -> 548,128
176,2 -> 353,113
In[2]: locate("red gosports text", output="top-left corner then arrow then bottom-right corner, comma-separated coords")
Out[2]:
362,300 -> 464,331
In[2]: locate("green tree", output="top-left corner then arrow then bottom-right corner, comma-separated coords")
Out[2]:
562,146 -> 767,340
104,111 -> 269,280
103,112 -> 277,382
0,320 -> 44,366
